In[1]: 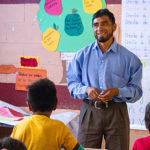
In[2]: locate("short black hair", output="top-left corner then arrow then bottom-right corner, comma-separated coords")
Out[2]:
27,78 -> 57,112
92,8 -> 115,25
0,137 -> 27,150
145,102 -> 150,130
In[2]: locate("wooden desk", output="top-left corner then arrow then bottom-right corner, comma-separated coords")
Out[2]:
0,126 -> 13,138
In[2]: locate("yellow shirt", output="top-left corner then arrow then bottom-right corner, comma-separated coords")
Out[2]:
11,115 -> 78,150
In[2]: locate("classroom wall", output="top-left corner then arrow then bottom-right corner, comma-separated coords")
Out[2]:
0,3 -> 65,84
0,1 -> 122,108
0,1 -> 149,150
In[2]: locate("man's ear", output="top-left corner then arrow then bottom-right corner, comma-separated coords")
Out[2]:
113,23 -> 117,32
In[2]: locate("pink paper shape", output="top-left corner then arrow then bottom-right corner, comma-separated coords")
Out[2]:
21,57 -> 38,67
0,107 -> 24,119
8,108 -> 23,117
0,107 -> 15,118
44,0 -> 62,15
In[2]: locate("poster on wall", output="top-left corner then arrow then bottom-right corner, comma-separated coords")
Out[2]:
15,68 -> 47,91
122,0 -> 150,130
122,0 -> 150,59
37,0 -> 106,52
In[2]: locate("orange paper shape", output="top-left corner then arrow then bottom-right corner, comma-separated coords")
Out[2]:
19,56 -> 39,69
0,65 -> 16,74
16,68 -> 47,91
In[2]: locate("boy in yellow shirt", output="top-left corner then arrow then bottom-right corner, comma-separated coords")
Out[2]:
11,78 -> 84,150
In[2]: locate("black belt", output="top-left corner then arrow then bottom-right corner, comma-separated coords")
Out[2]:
83,99 -> 115,109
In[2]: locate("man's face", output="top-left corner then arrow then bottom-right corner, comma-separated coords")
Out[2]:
93,15 -> 116,43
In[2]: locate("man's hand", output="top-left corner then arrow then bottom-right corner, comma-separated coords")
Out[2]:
86,87 -> 100,101
97,88 -> 119,102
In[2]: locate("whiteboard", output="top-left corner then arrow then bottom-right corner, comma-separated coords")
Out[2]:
122,0 -> 150,130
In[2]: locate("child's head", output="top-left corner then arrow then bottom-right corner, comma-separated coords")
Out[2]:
145,102 -> 150,131
27,78 -> 57,112
0,137 -> 27,150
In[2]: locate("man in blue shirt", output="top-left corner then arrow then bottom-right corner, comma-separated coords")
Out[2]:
67,9 -> 142,150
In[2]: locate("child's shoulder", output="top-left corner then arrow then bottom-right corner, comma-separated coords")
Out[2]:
15,116 -> 32,126
50,118 -> 66,126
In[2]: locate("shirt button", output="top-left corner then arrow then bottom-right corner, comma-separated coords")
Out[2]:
101,60 -> 104,63
100,86 -> 103,89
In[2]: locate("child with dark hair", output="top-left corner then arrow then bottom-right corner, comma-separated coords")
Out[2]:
0,137 -> 27,150
11,78 -> 84,150
132,102 -> 150,150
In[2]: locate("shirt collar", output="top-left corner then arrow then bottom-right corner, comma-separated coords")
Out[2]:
93,41 -> 97,50
109,39 -> 117,53
94,39 -> 118,53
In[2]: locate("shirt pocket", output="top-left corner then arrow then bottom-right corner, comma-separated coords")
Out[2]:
110,72 -> 128,88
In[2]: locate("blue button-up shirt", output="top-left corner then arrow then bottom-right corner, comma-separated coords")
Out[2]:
67,40 -> 142,103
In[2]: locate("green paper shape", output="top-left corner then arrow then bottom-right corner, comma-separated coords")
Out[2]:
0,116 -> 18,121
64,13 -> 84,36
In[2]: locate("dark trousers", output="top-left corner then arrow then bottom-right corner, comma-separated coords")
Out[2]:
77,101 -> 129,150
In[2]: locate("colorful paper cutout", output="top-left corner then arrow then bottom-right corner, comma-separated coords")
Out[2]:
0,107 -> 27,123
65,9 -> 84,36
41,26 -> 60,52
0,116 -> 17,121
0,107 -> 16,118
16,68 -> 47,91
44,0 -> 62,15
8,107 -> 24,117
83,0 -> 103,14
0,100 -> 31,126
0,107 -> 24,121
0,65 -> 16,74
37,0 -> 106,52
37,0 -> 93,52
19,56 -> 39,69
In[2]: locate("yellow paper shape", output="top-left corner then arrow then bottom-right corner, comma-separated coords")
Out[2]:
83,0 -> 103,14
41,27 -> 60,52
